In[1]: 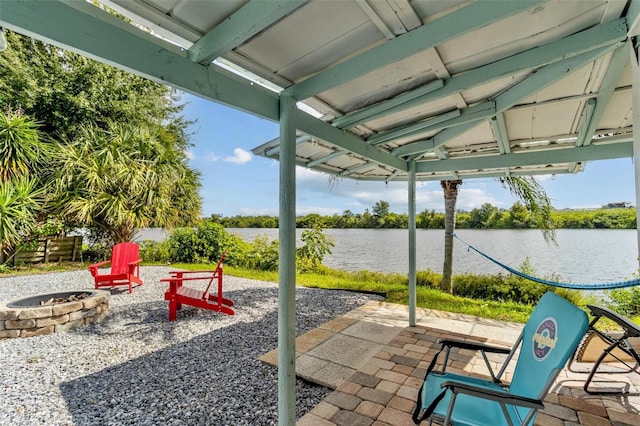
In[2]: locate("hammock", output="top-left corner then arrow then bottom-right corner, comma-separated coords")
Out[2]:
450,233 -> 640,290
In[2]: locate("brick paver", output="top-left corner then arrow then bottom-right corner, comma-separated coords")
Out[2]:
298,324 -> 640,426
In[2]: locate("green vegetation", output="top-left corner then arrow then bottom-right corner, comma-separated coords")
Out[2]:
170,263 -> 563,324
5,219 -> 640,325
211,201 -> 637,230
0,30 -> 201,259
137,224 -> 593,324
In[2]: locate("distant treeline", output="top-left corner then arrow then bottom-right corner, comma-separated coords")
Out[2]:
209,201 -> 637,230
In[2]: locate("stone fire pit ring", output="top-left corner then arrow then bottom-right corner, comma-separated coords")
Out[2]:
0,290 -> 110,339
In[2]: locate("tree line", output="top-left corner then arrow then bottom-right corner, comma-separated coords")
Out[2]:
210,200 -> 637,230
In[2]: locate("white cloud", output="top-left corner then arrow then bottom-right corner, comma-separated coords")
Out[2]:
207,151 -> 221,162
456,187 -> 502,210
224,148 -> 252,165
296,205 -> 344,216
184,149 -> 194,160
238,207 -> 277,216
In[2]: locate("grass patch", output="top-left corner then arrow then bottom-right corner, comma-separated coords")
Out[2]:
0,262 -> 87,277
173,263 -> 537,323
7,261 -> 629,326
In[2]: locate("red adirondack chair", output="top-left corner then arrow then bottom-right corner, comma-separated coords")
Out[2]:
88,242 -> 143,294
161,251 -> 234,321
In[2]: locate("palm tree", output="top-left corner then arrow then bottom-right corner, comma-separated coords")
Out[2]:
0,177 -> 44,258
50,120 -> 201,245
440,176 -> 554,294
0,109 -> 44,181
0,110 -> 48,259
441,180 -> 463,292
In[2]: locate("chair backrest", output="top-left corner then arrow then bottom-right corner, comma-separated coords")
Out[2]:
510,292 -> 588,403
110,242 -> 140,275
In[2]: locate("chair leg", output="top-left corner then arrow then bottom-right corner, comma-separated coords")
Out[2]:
169,299 -> 177,321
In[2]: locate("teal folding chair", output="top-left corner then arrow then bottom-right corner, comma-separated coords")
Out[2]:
413,292 -> 589,426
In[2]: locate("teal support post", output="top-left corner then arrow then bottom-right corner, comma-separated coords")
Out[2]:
278,95 -> 297,425
632,42 -> 640,267
408,161 -> 417,326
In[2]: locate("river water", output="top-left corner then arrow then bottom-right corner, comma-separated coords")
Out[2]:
136,228 -> 639,287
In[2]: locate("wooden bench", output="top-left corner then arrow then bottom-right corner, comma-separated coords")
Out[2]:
161,252 -> 234,321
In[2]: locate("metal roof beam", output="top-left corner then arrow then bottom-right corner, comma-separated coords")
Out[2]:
626,0 -> 640,36
265,135 -> 312,156
306,149 -> 348,167
393,44 -> 620,158
576,43 -> 629,147
390,102 -> 497,157
0,0 -> 280,121
339,162 -> 377,177
295,111 -> 407,171
333,79 -> 444,128
282,0 -> 546,100
491,114 -> 511,154
415,141 -> 632,174
416,168 -> 580,182
336,17 -> 629,129
385,169 -> 402,183
188,0 -> 307,65
367,109 -> 460,146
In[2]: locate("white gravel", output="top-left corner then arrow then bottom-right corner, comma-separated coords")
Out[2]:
0,266 -> 382,425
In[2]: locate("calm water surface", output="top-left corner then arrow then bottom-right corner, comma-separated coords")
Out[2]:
225,228 -> 639,285
136,228 -> 639,286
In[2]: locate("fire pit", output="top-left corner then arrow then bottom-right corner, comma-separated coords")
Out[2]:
0,290 -> 109,338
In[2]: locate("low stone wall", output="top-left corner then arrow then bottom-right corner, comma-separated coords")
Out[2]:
0,290 -> 110,339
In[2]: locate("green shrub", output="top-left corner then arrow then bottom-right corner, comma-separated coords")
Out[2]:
167,227 -> 198,263
138,240 -> 170,262
191,221 -> 228,263
606,287 -> 640,316
296,225 -> 335,272
416,269 -> 442,288
450,258 -> 580,305
81,243 -> 111,263
243,234 -> 279,271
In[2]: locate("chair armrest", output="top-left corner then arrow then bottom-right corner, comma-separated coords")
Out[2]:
88,261 -> 110,277
168,270 -> 218,276
440,380 -> 544,410
160,275 -> 217,283
89,260 -> 111,269
587,305 -> 640,338
439,338 -> 511,354
128,258 -> 143,266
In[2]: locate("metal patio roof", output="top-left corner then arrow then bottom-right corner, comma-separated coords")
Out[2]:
2,1 -> 639,184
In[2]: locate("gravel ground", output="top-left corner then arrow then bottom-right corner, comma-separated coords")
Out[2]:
0,267 -> 383,425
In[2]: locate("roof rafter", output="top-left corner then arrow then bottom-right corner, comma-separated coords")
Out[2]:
188,0 -> 308,64
294,110 -> 407,171
332,79 -> 444,128
336,17 -> 629,129
392,44 -> 621,158
339,162 -> 378,177
491,114 -> 511,154
367,109 -> 460,146
576,42 -> 630,146
281,0 -> 546,100
415,141 -> 632,174
306,150 -> 348,167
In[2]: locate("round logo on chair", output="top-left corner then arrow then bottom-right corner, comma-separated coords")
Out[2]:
532,317 -> 558,361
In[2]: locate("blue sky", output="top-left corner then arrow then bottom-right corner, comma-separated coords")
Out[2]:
181,93 -> 637,218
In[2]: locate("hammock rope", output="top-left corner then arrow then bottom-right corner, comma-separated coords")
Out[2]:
450,233 -> 640,290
